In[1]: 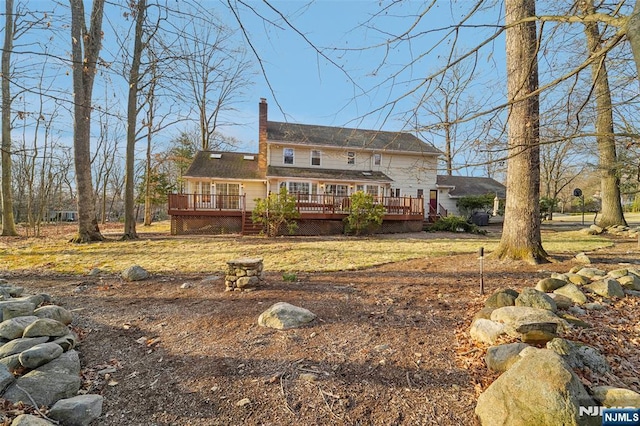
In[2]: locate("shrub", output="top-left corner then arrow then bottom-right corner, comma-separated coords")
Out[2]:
456,194 -> 496,218
252,187 -> 300,237
426,215 -> 486,234
343,191 -> 385,235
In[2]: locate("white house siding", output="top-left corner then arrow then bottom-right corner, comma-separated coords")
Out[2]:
243,181 -> 266,210
438,192 -> 459,216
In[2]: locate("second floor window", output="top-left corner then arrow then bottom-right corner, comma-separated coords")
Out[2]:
373,153 -> 381,166
284,148 -> 294,165
347,151 -> 355,164
311,150 -> 321,166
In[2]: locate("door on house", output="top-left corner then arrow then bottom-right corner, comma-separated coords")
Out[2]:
429,190 -> 438,216
216,183 -> 240,209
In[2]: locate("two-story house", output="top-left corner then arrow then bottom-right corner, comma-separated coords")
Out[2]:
168,98 -> 445,235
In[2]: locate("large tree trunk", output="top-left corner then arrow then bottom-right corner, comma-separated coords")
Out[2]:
584,1 -> 627,228
69,0 -> 105,243
122,0 -> 146,240
627,2 -> 640,84
492,0 -> 548,264
1,0 -> 18,236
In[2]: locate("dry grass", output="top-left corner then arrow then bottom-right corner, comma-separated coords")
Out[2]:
0,221 -> 612,275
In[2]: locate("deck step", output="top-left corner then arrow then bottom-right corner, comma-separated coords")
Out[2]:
242,215 -> 263,235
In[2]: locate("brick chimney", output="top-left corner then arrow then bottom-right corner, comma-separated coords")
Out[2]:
258,98 -> 268,174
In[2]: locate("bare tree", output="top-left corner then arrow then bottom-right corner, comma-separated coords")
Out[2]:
174,18 -> 252,150
492,0 -> 548,263
1,0 -> 18,236
69,0 -> 105,242
583,0 -> 627,228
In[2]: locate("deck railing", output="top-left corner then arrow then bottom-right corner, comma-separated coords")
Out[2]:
169,193 -> 424,216
169,193 -> 246,211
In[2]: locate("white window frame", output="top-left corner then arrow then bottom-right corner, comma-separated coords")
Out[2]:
373,153 -> 381,166
283,148 -> 294,165
347,151 -> 355,165
311,150 -> 321,166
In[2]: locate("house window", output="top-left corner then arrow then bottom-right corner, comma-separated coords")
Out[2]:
216,183 -> 240,209
325,184 -> 348,196
347,151 -> 355,165
280,181 -> 313,201
311,150 -> 321,166
366,185 -> 379,197
373,153 -> 381,166
284,148 -> 294,165
356,184 -> 364,192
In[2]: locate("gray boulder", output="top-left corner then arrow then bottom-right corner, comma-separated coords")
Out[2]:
121,265 -> 149,281
575,252 -> 592,264
535,278 -> 568,292
10,414 -> 55,425
48,394 -> 104,426
617,274 -> 640,291
608,269 -> 628,279
475,349 -> 598,426
485,343 -> 529,372
515,288 -> 557,311
19,343 -> 64,369
490,306 -> 569,335
52,333 -> 78,352
0,301 -> 36,322
0,316 -> 39,340
3,351 -> 81,407
566,273 -> 590,286
515,322 -> 559,344
548,293 -> 573,309
584,278 -> 625,299
554,283 -> 587,305
14,294 -> 50,308
258,302 -> 316,330
576,267 -> 606,279
0,336 -> 49,358
591,386 -> 640,407
22,318 -> 68,338
484,289 -> 518,309
0,363 -> 14,393
470,319 -> 506,345
33,306 -> 73,325
0,284 -> 24,297
0,354 -> 22,373
546,338 -> 610,374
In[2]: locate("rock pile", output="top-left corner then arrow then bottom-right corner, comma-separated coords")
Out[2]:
470,266 -> 640,425
582,224 -> 640,239
0,279 -> 103,426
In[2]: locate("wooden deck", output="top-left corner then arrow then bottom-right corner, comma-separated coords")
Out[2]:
168,193 -> 425,220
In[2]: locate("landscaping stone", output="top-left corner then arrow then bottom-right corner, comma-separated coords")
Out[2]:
591,386 -> 640,408
475,349 -> 597,426
546,338 -> 610,375
547,293 -> 573,309
0,364 -> 14,393
535,278 -> 567,292
33,306 -> 73,325
258,302 -> 316,330
22,318 -> 68,338
121,265 -> 149,281
0,316 -> 39,340
608,269 -> 628,279
3,351 -> 82,407
48,394 -> 104,426
470,319 -> 506,345
0,301 -> 36,322
472,307 -> 494,322
490,306 -> 569,334
575,267 -> 606,279
553,283 -> 587,305
566,273 -> 589,285
0,336 -> 49,358
584,278 -> 625,299
557,313 -> 591,329
18,343 -> 64,369
485,343 -> 529,372
515,322 -> 558,344
10,414 -> 54,425
515,288 -> 557,311
484,288 -> 519,309
617,274 -> 640,291
575,252 -> 591,264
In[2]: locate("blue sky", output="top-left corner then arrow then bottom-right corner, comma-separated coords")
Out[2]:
1,0 -> 506,172
215,1 -> 505,153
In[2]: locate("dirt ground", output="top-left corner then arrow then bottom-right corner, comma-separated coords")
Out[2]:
1,230 -> 639,425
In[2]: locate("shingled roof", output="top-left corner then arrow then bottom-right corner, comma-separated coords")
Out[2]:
184,151 -> 264,180
268,166 -> 393,182
436,175 -> 506,198
267,121 -> 441,155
